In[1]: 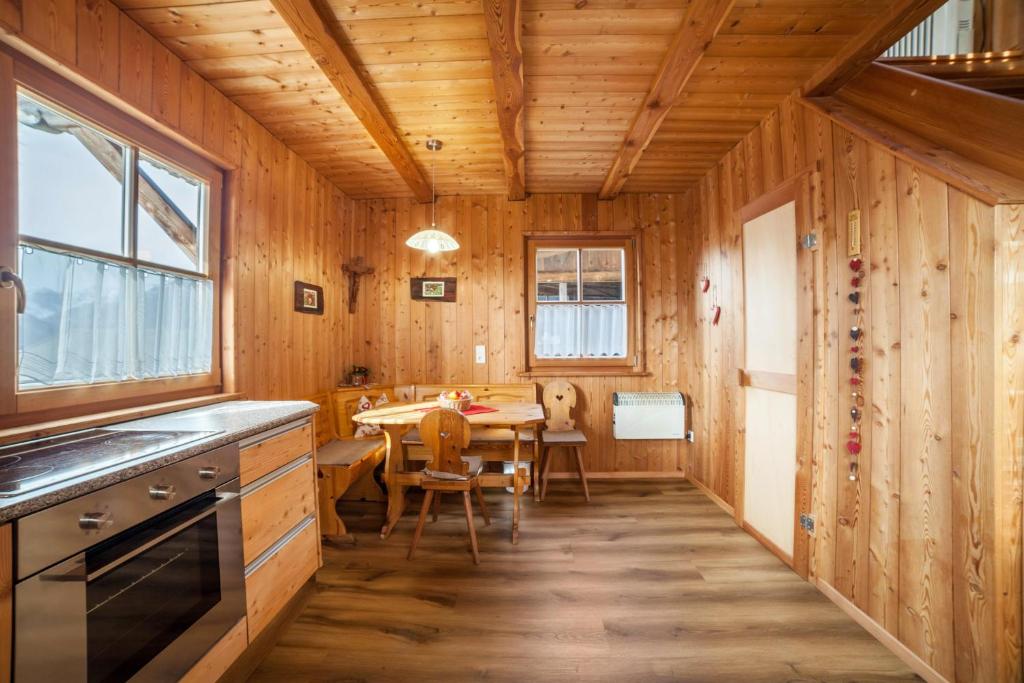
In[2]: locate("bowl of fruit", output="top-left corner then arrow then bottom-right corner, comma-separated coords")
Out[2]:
438,389 -> 473,412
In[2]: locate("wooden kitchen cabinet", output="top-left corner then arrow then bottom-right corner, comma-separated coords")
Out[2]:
180,618 -> 248,683
239,423 -> 314,486
241,457 -> 317,565
240,419 -> 320,644
244,519 -> 319,640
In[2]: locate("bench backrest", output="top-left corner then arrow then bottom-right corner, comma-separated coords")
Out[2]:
392,385 -> 415,402
306,392 -> 337,449
332,386 -> 398,438
412,383 -> 537,403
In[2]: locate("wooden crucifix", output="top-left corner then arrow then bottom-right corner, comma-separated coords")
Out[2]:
342,257 -> 375,314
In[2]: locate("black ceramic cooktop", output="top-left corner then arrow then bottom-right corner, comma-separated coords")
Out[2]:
0,429 -> 219,496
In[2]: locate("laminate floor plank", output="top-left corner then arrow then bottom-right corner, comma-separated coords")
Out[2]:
249,481 -> 920,682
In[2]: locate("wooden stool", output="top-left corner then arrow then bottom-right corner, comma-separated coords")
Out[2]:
408,409 -> 491,565
538,381 -> 590,502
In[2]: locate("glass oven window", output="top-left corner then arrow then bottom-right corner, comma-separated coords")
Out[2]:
85,512 -> 221,683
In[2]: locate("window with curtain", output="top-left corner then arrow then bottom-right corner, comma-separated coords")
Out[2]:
526,236 -> 641,373
15,88 -> 216,391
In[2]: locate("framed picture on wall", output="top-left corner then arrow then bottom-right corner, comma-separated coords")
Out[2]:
422,281 -> 445,298
294,281 -> 324,315
411,277 -> 456,302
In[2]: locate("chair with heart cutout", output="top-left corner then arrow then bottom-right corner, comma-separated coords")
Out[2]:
538,380 -> 590,502
407,408 -> 492,564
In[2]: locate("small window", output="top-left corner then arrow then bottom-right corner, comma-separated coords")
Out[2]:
526,236 -> 640,373
15,89 -> 215,392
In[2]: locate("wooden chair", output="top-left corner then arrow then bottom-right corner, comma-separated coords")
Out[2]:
538,381 -> 590,502
408,409 -> 491,565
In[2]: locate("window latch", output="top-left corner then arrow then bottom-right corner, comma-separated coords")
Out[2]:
0,267 -> 25,314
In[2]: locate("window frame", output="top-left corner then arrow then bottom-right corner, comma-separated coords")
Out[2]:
524,233 -> 644,376
0,52 -> 224,420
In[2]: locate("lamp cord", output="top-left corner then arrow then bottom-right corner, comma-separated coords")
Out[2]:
431,143 -> 436,228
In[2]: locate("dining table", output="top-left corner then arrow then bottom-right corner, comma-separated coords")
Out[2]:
352,400 -> 545,544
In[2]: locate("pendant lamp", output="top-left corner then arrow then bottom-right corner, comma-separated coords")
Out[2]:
405,138 -> 459,253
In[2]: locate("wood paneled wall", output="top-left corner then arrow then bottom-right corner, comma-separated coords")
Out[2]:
0,0 -> 352,409
677,93 -> 1024,682
344,193 -> 685,475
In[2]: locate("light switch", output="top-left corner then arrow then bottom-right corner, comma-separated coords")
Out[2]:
475,345 -> 486,364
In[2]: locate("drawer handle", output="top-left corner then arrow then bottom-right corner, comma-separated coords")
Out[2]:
240,454 -> 311,496
244,515 -> 315,576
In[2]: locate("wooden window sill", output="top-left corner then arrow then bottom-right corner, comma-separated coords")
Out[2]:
519,369 -> 651,378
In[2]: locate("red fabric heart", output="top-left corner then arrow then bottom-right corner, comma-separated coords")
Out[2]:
849,258 -> 863,271
846,440 -> 862,455
850,376 -> 862,386
851,277 -> 861,287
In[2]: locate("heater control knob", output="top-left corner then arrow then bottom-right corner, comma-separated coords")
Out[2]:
148,484 -> 177,501
197,466 -> 220,480
78,511 -> 114,531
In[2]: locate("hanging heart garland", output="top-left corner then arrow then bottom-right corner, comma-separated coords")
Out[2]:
846,253 -> 867,481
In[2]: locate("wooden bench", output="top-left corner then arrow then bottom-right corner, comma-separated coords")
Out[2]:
311,387 -> 395,540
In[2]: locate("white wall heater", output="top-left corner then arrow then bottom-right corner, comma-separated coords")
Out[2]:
612,392 -> 686,440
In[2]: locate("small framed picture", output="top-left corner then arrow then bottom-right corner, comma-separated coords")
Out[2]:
421,281 -> 445,298
411,277 -> 456,302
294,281 -> 324,315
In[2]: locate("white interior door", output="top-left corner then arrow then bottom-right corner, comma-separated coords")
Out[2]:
741,200 -> 798,561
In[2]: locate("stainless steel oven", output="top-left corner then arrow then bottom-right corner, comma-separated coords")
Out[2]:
13,442 -> 244,682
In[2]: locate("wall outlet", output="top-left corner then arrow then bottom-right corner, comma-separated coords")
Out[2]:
475,345 -> 486,364
685,430 -> 695,443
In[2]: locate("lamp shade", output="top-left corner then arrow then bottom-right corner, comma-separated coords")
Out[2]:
405,229 -> 459,253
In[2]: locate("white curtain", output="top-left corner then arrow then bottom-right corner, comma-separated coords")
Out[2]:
535,304 -> 579,358
18,246 -> 212,388
535,303 -> 626,359
137,268 -> 214,378
581,303 -> 627,357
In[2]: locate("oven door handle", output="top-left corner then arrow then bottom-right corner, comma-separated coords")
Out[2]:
39,500 -> 221,583
83,489 -> 239,583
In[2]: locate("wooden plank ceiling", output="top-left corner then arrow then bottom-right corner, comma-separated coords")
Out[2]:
116,0 -> 899,199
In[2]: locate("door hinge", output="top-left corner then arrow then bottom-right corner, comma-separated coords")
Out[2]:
799,513 -> 815,536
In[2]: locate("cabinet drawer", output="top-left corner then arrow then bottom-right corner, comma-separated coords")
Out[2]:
244,517 -> 318,642
241,458 -> 316,566
240,423 -> 312,486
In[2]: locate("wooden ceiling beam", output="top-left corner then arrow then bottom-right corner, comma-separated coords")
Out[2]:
598,0 -> 736,200
802,0 -> 949,96
269,0 -> 433,202
482,0 -> 526,200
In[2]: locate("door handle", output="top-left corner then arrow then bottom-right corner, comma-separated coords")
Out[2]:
0,267 -> 25,314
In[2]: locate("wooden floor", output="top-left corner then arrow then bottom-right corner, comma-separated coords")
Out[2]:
249,481 -> 920,682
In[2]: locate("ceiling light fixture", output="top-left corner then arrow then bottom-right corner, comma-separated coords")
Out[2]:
405,138 -> 459,254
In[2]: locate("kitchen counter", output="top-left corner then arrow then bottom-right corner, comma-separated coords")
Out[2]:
0,400 -> 318,523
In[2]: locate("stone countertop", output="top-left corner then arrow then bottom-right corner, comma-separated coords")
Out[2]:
0,400 -> 318,524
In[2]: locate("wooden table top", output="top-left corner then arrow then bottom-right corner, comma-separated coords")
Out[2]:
353,401 -> 545,427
